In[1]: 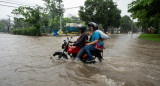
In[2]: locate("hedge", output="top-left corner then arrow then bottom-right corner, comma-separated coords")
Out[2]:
12,27 -> 41,36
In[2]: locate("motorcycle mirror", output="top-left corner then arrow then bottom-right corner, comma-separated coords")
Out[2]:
67,37 -> 69,40
71,37 -> 73,39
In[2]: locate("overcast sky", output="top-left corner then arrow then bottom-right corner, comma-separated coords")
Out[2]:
0,0 -> 132,20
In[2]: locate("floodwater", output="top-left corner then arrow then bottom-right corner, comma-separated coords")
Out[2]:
0,33 -> 160,86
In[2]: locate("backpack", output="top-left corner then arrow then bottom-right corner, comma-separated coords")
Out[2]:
95,30 -> 110,40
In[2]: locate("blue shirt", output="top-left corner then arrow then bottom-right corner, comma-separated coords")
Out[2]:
91,31 -> 103,46
91,31 -> 100,42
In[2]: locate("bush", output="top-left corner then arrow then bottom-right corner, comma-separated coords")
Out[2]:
159,24 -> 160,34
12,27 -> 41,36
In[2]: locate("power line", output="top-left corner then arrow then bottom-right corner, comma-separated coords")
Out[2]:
0,0 -> 82,10
0,3 -> 17,8
1,0 -> 36,6
65,6 -> 81,10
0,3 -> 82,10
0,0 -> 34,7
0,2 -> 82,11
0,0 -> 44,8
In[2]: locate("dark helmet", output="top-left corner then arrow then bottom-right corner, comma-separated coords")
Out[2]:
77,26 -> 86,33
88,22 -> 98,31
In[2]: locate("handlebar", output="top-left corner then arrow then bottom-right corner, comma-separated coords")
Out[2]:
68,41 -> 73,43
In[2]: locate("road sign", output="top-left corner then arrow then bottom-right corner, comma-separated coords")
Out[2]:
57,30 -> 63,36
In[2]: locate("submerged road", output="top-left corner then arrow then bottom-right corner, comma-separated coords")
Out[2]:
0,33 -> 160,86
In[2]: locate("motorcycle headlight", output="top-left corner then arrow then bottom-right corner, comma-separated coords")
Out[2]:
62,44 -> 66,49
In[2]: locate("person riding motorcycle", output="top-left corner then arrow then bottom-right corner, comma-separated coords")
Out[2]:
76,22 -> 103,62
52,24 -> 103,62
84,22 -> 103,62
69,26 -> 88,48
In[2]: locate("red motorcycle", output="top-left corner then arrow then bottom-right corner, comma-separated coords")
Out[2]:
51,37 -> 103,63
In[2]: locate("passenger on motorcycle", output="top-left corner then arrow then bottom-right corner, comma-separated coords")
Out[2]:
84,22 -> 103,62
69,26 -> 88,48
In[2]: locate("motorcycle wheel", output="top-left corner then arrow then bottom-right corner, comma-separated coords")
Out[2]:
95,55 -> 103,62
53,52 -> 68,60
80,55 -> 102,64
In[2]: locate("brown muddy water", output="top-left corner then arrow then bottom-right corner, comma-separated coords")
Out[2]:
0,33 -> 160,86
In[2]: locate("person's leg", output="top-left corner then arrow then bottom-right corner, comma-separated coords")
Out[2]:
84,45 -> 96,60
76,47 -> 85,59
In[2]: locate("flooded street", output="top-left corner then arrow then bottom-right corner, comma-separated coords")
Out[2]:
0,33 -> 160,86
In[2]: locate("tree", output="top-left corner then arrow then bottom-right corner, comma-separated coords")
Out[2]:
13,17 -> 30,29
52,17 -> 72,32
0,20 -> 6,32
61,17 -> 72,32
12,6 -> 48,35
79,0 -> 121,33
43,0 -> 64,33
133,22 -> 139,33
128,0 -> 160,34
120,15 -> 132,33
62,17 -> 72,23
120,15 -> 140,33
40,14 -> 49,33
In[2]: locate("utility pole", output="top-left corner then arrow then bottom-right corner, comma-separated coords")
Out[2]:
131,0 -> 133,38
7,15 -> 11,33
60,15 -> 62,30
58,0 -> 62,31
131,20 -> 133,37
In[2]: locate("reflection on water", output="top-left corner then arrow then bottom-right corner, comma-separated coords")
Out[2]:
0,33 -> 160,86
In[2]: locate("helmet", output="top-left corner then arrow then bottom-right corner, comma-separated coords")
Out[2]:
77,26 -> 86,33
88,22 -> 98,31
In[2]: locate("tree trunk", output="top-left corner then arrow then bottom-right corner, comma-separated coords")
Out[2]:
159,23 -> 160,34
154,24 -> 159,34
111,27 -> 114,34
142,28 -> 144,33
7,26 -> 10,33
50,16 -> 54,33
104,26 -> 108,33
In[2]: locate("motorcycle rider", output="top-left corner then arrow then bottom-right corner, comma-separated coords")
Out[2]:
84,22 -> 103,62
76,22 -> 103,62
69,26 -> 88,48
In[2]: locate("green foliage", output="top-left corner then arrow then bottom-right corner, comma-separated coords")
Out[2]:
61,17 -> 72,32
159,24 -> 160,34
41,14 -> 49,27
12,6 -> 40,29
62,17 -> 72,23
13,17 -> 30,29
43,0 -> 64,32
0,20 -> 5,32
128,0 -> 160,34
120,15 -> 140,33
0,19 -> 11,32
79,0 -> 121,32
120,15 -> 132,33
12,27 -> 41,36
47,16 -> 82,33
138,34 -> 160,42
12,6 -> 49,35
12,6 -> 49,29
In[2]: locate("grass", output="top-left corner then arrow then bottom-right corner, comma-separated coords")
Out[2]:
138,34 -> 160,42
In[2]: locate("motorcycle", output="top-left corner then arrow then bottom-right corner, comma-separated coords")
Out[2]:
51,37 -> 103,63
